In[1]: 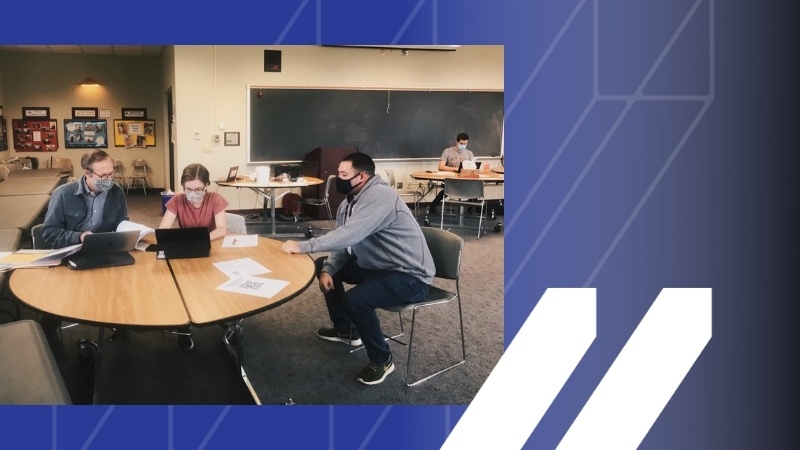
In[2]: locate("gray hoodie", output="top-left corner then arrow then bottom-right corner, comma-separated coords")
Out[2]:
298,175 -> 435,285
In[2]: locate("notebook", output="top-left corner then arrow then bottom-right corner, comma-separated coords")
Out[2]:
457,161 -> 481,173
64,230 -> 140,270
155,227 -> 211,259
225,166 -> 239,182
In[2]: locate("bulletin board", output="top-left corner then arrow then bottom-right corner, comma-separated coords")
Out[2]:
114,119 -> 156,148
12,119 -> 59,151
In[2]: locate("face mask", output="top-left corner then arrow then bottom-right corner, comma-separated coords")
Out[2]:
457,144 -> 467,151
186,191 -> 206,204
335,173 -> 360,195
94,179 -> 115,192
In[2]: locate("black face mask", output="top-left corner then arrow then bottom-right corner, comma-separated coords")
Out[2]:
336,173 -> 360,195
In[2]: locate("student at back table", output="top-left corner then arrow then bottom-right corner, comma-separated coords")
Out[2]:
427,132 -> 475,216
158,163 -> 229,350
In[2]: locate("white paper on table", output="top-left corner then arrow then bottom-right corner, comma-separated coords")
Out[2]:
216,276 -> 290,298
213,257 -> 271,278
222,234 -> 258,247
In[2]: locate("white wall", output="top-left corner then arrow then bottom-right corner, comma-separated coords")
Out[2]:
0,52 -> 166,185
172,45 -> 504,208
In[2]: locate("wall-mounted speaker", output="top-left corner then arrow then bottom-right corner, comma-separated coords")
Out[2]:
264,50 -> 282,72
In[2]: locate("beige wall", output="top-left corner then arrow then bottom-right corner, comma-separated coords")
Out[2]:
172,45 -> 504,207
0,52 -> 166,185
0,46 -> 503,205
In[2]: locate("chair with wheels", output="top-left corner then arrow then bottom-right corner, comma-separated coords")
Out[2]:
440,178 -> 486,239
127,159 -> 149,196
383,169 -> 423,218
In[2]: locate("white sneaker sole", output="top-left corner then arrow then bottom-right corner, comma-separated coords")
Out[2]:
317,332 -> 362,347
357,363 -> 395,385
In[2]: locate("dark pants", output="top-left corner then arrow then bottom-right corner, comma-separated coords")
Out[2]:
315,256 -> 429,365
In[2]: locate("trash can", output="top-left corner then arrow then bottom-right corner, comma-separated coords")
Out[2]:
160,191 -> 174,215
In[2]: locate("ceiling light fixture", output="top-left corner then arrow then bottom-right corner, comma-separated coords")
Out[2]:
80,77 -> 100,86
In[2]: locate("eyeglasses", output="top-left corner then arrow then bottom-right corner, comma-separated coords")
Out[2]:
183,187 -> 207,194
90,171 -> 115,180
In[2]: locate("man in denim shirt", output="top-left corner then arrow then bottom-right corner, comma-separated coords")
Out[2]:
42,149 -> 128,248
39,149 -> 128,360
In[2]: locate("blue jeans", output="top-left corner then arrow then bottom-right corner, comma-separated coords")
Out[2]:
315,256 -> 430,365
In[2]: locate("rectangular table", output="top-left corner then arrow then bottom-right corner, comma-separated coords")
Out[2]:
0,176 -> 60,196
7,168 -> 64,179
0,195 -> 50,230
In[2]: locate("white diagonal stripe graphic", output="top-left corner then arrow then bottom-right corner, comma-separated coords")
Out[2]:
558,288 -> 712,450
442,288 -> 596,450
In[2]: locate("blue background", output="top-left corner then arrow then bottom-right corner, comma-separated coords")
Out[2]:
2,0 -> 798,448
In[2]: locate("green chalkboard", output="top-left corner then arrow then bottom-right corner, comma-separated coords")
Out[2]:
248,88 -> 503,162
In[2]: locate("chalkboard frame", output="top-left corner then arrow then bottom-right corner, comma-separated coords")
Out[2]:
247,86 -> 504,164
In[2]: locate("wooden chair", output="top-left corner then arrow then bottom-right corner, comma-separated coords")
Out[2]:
51,158 -> 73,178
112,159 -> 126,190
127,159 -> 149,196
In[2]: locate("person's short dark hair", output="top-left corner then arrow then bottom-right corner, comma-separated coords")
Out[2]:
342,152 -> 375,176
180,163 -> 211,186
456,133 -> 469,142
80,149 -> 111,170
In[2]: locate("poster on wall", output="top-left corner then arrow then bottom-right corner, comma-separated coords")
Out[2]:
64,119 -> 108,148
12,119 -> 59,151
114,119 -> 155,148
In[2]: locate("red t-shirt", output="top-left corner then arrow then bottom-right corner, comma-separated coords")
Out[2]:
165,192 -> 229,231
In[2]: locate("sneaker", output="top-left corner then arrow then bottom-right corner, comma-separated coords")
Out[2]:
177,334 -> 194,350
317,327 -> 362,346
356,357 -> 395,385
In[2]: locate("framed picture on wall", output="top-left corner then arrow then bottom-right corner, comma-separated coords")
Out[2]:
224,132 -> 240,146
12,119 -> 59,151
64,119 -> 108,148
113,119 -> 156,148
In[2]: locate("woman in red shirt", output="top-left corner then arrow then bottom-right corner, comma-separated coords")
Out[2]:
158,163 -> 230,350
159,163 -> 229,240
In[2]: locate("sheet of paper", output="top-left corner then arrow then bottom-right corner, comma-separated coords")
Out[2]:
222,234 -> 258,248
216,276 -> 290,298
213,257 -> 271,278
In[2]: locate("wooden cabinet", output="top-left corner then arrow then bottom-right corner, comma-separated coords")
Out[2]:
301,146 -> 358,219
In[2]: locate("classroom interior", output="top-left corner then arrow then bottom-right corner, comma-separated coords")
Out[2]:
0,45 -> 504,405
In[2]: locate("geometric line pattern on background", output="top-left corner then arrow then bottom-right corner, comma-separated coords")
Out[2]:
558,288 -> 712,449
507,0 -> 714,295
442,288 -> 596,450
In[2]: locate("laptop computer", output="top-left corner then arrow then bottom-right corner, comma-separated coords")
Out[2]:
225,166 -> 239,182
457,161 -> 481,173
65,230 -> 140,270
155,227 -> 211,259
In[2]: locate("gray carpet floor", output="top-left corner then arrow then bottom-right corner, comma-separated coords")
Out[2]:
17,191 -> 504,405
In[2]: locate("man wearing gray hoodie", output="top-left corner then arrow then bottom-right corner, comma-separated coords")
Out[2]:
282,152 -> 435,385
